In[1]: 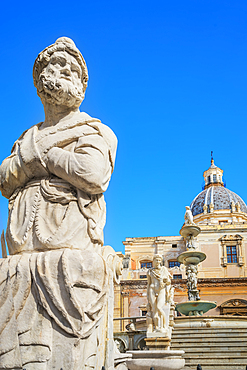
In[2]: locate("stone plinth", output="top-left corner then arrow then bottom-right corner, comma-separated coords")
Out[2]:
145,336 -> 171,350
126,350 -> 185,370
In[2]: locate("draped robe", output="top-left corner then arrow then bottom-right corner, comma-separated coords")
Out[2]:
0,112 -> 117,369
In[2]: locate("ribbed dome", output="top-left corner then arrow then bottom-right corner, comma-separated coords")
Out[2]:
191,186 -> 247,216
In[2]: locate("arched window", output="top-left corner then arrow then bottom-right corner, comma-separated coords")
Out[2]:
140,261 -> 152,269
168,260 -> 180,268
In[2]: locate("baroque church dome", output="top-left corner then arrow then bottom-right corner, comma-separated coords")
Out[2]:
190,158 -> 247,217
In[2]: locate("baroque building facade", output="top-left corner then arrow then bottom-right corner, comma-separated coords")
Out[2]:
114,159 -> 247,333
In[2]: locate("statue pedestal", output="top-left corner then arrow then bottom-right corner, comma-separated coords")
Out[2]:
126,350 -> 185,370
126,332 -> 184,370
145,336 -> 171,350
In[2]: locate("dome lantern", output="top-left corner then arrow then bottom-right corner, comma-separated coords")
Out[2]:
203,154 -> 224,189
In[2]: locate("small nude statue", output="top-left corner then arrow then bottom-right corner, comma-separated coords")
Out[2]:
146,254 -> 172,334
186,265 -> 200,301
186,234 -> 196,250
184,206 -> 195,225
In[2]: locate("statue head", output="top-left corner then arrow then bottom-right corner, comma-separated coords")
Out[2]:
153,254 -> 163,268
185,206 -> 190,211
33,37 -> 88,108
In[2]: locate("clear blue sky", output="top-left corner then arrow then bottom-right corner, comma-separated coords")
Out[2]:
1,0 -> 247,256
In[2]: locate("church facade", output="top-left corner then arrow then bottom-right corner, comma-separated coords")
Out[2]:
114,159 -> 247,332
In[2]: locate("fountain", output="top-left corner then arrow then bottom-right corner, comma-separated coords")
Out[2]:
176,207 -> 217,316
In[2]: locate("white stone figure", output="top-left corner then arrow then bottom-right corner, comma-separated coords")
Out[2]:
186,265 -> 200,301
184,206 -> 195,225
186,234 -> 196,250
146,254 -> 172,335
0,37 -> 118,370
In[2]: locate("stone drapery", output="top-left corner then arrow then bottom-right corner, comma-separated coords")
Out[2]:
0,112 -> 117,369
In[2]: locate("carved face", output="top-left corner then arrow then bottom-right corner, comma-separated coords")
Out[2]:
37,51 -> 84,107
153,257 -> 162,269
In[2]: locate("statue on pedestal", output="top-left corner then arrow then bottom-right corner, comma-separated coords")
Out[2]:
146,254 -> 172,336
186,265 -> 200,301
184,206 -> 195,225
0,37 -> 119,370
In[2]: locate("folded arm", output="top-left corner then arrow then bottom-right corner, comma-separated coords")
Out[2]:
46,133 -> 115,194
0,143 -> 31,198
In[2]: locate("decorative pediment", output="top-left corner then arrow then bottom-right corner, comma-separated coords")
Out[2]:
219,234 -> 243,242
219,299 -> 247,315
220,299 -> 247,308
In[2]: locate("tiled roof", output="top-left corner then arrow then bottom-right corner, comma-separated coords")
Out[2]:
190,186 -> 247,216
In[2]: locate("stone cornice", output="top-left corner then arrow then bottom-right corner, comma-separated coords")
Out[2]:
119,277 -> 247,289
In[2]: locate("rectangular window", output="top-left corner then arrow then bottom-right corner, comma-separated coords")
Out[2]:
141,262 -> 152,269
141,310 -> 147,316
173,274 -> 182,279
226,246 -> 237,263
207,176 -> 211,184
213,174 -> 217,182
172,244 -> 177,248
169,261 -> 180,268
140,275 -> 147,279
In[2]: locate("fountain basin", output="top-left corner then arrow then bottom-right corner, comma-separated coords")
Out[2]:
180,224 -> 201,238
126,350 -> 185,370
176,300 -> 217,316
177,250 -> 206,265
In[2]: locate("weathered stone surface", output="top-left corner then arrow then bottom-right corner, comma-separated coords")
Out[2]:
146,254 -> 173,337
126,350 -> 185,370
0,37 -> 119,369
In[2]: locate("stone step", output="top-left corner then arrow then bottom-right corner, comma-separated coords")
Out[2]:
172,332 -> 247,337
185,357 -> 247,364
172,328 -> 247,336
182,354 -> 247,359
171,344 -> 247,350
172,322 -> 247,369
171,337 -> 247,344
183,366 -> 247,369
171,348 -> 247,354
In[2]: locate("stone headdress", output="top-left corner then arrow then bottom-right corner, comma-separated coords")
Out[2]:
33,37 -> 88,93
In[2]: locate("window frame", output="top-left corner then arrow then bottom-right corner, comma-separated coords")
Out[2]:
220,234 -> 244,267
168,260 -> 181,268
226,245 -> 237,263
140,261 -> 153,269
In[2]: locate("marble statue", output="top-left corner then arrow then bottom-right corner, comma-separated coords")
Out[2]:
186,234 -> 196,249
0,37 -> 120,370
184,206 -> 195,225
146,254 -> 172,335
186,265 -> 200,301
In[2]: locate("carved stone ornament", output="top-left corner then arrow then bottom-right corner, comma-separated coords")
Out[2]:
219,299 -> 247,315
0,37 -> 119,370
